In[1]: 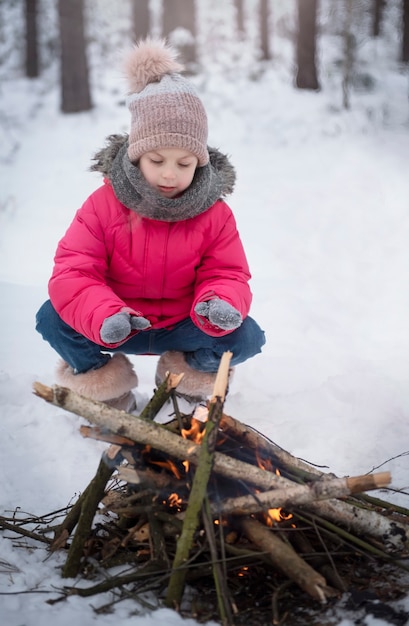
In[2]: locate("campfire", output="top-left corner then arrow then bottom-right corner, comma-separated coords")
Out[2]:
19,352 -> 409,623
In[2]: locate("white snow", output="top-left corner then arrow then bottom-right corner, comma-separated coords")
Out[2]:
1,4 -> 409,625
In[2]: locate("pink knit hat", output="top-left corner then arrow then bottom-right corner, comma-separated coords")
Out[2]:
123,39 -> 209,166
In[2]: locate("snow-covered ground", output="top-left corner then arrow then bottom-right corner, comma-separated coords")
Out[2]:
1,11 -> 409,625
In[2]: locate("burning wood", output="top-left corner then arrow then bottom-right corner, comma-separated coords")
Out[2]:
31,353 -> 409,625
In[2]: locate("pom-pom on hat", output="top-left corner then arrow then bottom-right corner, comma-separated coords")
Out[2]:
123,38 -> 209,166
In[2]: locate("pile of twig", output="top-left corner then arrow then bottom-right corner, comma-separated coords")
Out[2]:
9,352 -> 409,623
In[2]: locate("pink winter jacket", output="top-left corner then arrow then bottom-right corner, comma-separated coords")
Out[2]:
48,181 -> 252,348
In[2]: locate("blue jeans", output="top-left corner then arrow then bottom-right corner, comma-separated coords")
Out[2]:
36,299 -> 266,374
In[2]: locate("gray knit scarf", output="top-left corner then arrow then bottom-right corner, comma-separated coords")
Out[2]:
91,134 -> 236,222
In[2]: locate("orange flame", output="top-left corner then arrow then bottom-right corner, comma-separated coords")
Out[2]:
265,508 -> 293,526
237,566 -> 249,577
255,449 -> 274,472
180,418 -> 207,473
181,417 -> 205,444
148,458 -> 182,479
167,492 -> 183,509
255,451 -> 293,525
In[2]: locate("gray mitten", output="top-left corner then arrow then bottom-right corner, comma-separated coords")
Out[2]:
100,312 -> 150,343
195,299 -> 242,331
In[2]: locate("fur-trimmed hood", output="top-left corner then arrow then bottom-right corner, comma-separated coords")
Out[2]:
90,134 -> 236,222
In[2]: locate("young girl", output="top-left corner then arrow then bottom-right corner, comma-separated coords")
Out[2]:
36,38 -> 265,410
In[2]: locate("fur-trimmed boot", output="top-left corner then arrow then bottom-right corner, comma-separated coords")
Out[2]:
56,353 -> 139,412
155,351 -> 233,402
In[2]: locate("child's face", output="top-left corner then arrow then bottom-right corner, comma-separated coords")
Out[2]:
139,148 -> 198,198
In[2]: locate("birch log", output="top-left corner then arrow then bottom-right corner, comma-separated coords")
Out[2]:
32,381 -> 292,491
214,472 -> 391,516
304,498 -> 408,553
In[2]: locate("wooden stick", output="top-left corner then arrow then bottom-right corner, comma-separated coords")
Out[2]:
210,350 -> 232,403
165,352 -> 231,609
304,498 -> 408,553
241,517 -> 335,603
32,381 -> 290,492
139,373 -> 185,420
62,453 -> 115,578
0,517 -> 53,545
202,497 -> 236,623
65,559 -> 170,597
214,472 -> 391,516
165,398 -> 225,609
79,425 -> 136,446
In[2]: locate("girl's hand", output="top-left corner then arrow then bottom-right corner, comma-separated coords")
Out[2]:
100,311 -> 151,343
194,299 -> 242,331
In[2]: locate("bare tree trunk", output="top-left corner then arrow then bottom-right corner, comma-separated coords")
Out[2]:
234,0 -> 245,38
259,0 -> 272,60
403,0 -> 409,62
58,0 -> 92,113
372,0 -> 385,37
295,0 -> 320,90
162,0 -> 197,67
25,0 -> 39,77
342,0 -> 354,109
131,0 -> 150,41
